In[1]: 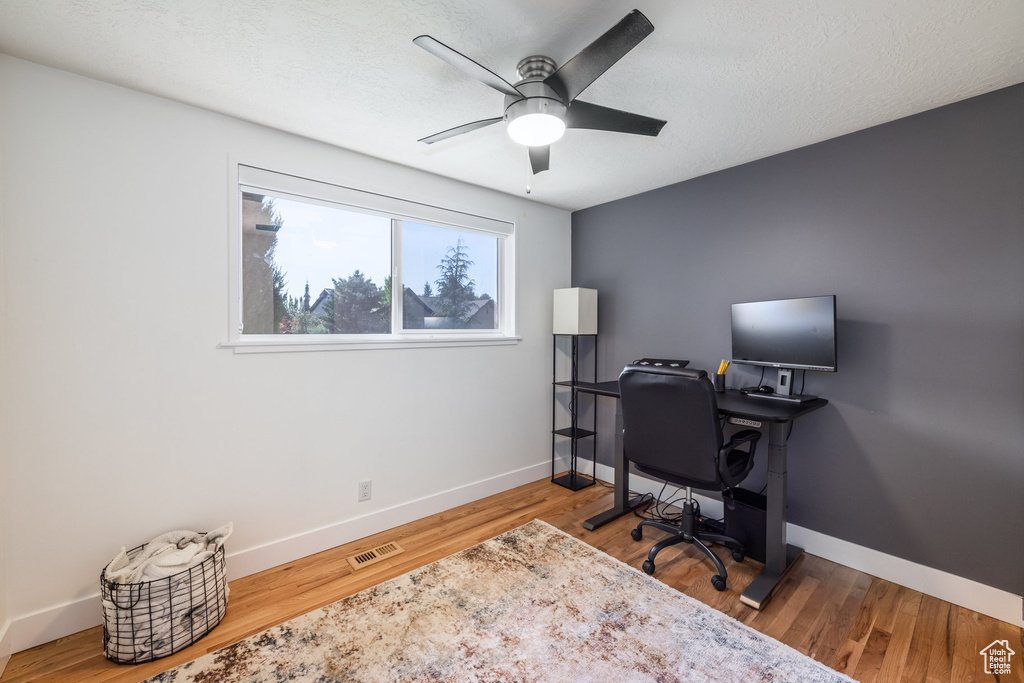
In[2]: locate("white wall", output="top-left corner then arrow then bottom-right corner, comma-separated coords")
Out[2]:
0,55 -> 571,652
0,86 -> 10,669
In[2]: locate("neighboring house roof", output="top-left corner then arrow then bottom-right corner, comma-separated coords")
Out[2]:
420,297 -> 492,317
463,299 -> 492,320
309,288 -> 331,317
403,288 -> 434,315
419,296 -> 442,314
422,298 -> 495,329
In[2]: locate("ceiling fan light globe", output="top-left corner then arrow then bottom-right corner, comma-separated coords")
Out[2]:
507,113 -> 566,147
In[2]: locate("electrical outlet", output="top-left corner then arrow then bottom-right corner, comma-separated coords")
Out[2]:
358,480 -> 372,502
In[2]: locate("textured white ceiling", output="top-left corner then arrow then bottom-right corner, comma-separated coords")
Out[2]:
1,0 -> 1022,211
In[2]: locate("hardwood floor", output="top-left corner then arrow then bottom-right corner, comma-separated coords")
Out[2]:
3,478 -> 1021,682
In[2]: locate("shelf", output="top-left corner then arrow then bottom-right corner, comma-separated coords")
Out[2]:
551,334 -> 598,491
551,471 -> 596,491
553,427 -> 596,439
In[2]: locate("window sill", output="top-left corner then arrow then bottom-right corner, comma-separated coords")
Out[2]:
220,335 -> 522,354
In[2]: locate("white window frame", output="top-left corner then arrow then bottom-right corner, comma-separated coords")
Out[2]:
222,164 -> 518,353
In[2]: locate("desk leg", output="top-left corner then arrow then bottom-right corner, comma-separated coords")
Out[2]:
583,398 -> 644,530
740,421 -> 804,609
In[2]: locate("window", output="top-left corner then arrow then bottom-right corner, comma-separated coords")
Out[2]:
401,223 -> 498,331
227,165 -> 515,351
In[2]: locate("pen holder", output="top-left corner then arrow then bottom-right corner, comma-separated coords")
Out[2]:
714,373 -> 726,393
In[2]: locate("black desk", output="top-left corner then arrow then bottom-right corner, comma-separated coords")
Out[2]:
568,380 -> 622,398
581,386 -> 828,610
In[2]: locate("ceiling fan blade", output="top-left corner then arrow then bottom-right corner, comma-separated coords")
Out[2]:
565,100 -> 666,137
414,35 -> 524,98
545,10 -> 654,103
418,117 -> 504,144
529,146 -> 550,175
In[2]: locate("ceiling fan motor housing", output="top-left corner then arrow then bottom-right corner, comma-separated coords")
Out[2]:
503,83 -> 567,122
516,55 -> 556,80
504,55 -> 566,130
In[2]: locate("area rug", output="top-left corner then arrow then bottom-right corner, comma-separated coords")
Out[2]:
146,520 -> 854,682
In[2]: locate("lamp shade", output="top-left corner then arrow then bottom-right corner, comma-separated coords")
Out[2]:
553,288 -> 598,335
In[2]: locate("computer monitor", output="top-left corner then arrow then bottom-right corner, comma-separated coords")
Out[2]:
731,295 -> 837,399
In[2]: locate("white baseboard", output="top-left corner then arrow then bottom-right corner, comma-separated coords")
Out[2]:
785,524 -> 1023,627
225,460 -> 550,581
1,619 -> 11,678
4,460 -> 552,655
6,596 -> 103,655
596,462 -> 1024,628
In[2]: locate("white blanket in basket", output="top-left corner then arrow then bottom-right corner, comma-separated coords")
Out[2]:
105,523 -> 233,584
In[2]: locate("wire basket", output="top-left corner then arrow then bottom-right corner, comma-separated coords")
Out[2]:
100,542 -> 228,664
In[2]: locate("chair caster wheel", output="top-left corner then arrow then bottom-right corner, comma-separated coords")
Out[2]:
711,575 -> 727,591
732,549 -> 745,562
631,528 -> 643,541
642,560 -> 656,575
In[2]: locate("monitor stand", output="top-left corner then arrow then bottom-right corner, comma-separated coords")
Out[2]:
739,368 -> 820,402
765,368 -> 817,403
777,368 -> 795,396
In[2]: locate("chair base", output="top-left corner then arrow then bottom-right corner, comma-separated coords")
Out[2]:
632,511 -> 744,591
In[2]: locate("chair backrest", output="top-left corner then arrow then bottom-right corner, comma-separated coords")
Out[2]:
618,363 -> 724,490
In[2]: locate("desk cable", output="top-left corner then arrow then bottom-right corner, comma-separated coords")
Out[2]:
632,482 -> 724,532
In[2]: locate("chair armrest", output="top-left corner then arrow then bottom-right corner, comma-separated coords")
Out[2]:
718,429 -> 762,487
725,429 -> 761,453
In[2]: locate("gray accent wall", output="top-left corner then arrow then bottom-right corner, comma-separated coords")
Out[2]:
571,84 -> 1024,595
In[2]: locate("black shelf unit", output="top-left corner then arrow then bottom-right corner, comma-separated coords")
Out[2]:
551,334 -> 597,490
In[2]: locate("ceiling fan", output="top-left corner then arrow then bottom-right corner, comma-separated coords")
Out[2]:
413,9 -> 667,175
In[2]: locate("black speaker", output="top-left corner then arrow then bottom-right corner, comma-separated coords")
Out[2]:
724,488 -> 767,563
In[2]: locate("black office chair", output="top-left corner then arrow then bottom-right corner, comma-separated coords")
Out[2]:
619,363 -> 761,591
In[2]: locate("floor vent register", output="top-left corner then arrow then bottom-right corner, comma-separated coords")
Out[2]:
347,542 -> 405,571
